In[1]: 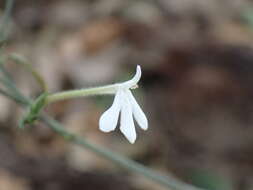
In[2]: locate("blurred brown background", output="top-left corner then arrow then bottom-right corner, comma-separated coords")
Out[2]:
1,0 -> 253,189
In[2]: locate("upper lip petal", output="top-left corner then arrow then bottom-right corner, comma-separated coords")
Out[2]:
119,65 -> 141,89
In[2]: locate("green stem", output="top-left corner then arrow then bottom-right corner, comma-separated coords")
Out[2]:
0,0 -> 14,44
40,114 -> 203,190
0,64 -> 30,104
9,54 -> 48,92
0,88 -> 28,105
45,84 -> 117,104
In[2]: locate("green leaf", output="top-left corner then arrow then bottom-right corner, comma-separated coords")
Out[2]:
19,92 -> 48,128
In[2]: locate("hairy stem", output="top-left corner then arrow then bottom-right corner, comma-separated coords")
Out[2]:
45,84 -> 117,104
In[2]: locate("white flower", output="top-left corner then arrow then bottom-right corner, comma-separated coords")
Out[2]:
99,65 -> 148,144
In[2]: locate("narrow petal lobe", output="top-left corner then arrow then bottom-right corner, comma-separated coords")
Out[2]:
120,91 -> 136,144
127,90 -> 148,130
99,90 -> 122,132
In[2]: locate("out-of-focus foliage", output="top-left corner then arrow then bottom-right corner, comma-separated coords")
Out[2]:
187,169 -> 233,190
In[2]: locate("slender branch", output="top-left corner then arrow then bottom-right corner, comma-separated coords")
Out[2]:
0,87 -> 27,105
9,54 -> 48,92
0,0 -> 14,44
0,64 -> 30,104
0,76 -> 26,101
39,114 -> 203,190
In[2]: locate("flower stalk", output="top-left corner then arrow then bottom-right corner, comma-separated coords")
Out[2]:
45,84 -> 117,104
45,64 -> 142,105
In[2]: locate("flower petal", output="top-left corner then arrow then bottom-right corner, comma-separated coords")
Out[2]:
99,90 -> 122,132
120,91 -> 136,144
121,65 -> 142,89
126,90 -> 148,130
